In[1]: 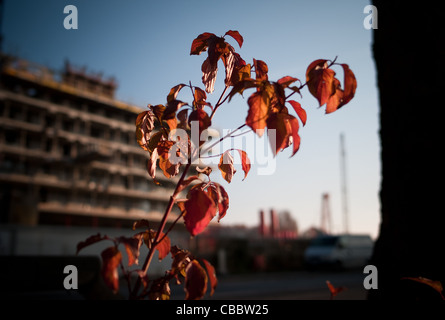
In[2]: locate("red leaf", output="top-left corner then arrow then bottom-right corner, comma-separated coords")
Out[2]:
135,110 -> 155,151
118,236 -> 142,266
205,182 -> 230,222
155,232 -> 171,261
277,76 -> 299,88
306,59 -> 357,114
402,277 -> 445,300
338,63 -> 357,108
193,87 -> 209,108
224,30 -> 244,48
189,108 -> 211,135
326,280 -> 346,299
76,233 -> 111,254
218,150 -> 236,183
147,148 -> 158,182
306,59 -> 336,107
185,260 -> 208,300
101,246 -> 122,294
201,259 -> 218,296
246,90 -> 270,136
288,100 -> 307,126
190,32 -> 215,55
184,188 -> 217,236
253,59 -> 268,81
167,83 -> 187,103
288,115 -> 301,157
201,57 -> 218,93
236,149 -> 251,180
266,112 -> 291,155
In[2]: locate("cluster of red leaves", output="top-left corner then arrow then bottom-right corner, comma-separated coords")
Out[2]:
76,220 -> 216,300
80,30 -> 357,300
190,30 -> 247,93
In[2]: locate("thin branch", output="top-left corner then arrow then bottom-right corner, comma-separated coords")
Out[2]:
200,123 -> 247,155
130,162 -> 192,299
209,85 -> 229,120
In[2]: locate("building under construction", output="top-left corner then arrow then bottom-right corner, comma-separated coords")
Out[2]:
0,55 -> 179,230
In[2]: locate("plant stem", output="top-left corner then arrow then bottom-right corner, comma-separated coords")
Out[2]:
130,162 -> 192,299
209,85 -> 229,120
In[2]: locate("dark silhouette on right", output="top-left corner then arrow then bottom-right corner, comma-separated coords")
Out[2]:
369,0 -> 444,300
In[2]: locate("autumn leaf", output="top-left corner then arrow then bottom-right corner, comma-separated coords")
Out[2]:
288,100 -> 307,126
190,32 -> 215,55
288,115 -> 301,156
188,108 -> 211,136
253,59 -> 268,81
185,260 -> 208,300
218,150 -> 236,183
170,245 -> 192,278
402,277 -> 445,300
76,233 -> 111,254
118,236 -> 142,266
164,100 -> 188,120
236,149 -> 251,180
101,246 -> 122,294
147,148 -> 159,183
201,259 -> 218,296
184,187 -> 217,236
132,219 -> 150,230
326,280 -> 346,300
306,59 -> 336,108
167,83 -> 187,103
135,110 -> 155,151
246,90 -> 270,136
149,278 -> 171,300
224,30 -> 244,48
266,112 -> 291,155
339,63 -> 357,107
306,59 -> 357,113
154,232 -> 171,261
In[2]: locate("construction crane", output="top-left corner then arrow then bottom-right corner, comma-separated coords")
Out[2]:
340,133 -> 349,234
320,193 -> 332,234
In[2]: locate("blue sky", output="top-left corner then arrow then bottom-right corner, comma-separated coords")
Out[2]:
3,0 -> 380,238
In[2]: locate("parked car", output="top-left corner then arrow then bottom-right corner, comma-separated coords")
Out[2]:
304,234 -> 374,269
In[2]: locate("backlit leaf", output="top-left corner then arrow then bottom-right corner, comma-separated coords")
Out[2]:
135,110 -> 155,151
201,57 -> 218,93
149,278 -> 171,300
218,150 -> 236,183
224,30 -> 244,48
184,187 -> 217,236
236,149 -> 251,180
76,233 -> 111,254
201,259 -> 218,296
167,83 -> 187,103
288,100 -> 307,126
246,90 -> 270,136
189,109 -> 211,135
253,59 -> 268,81
402,277 -> 445,300
101,246 -> 122,294
147,148 -> 158,182
118,236 -> 142,266
154,232 -> 171,261
266,112 -> 291,155
306,59 -> 335,107
326,280 -> 346,299
206,182 -> 229,222
288,115 -> 301,157
185,260 -> 208,300
190,32 -> 215,55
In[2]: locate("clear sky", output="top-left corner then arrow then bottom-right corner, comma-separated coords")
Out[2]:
2,0 -> 381,238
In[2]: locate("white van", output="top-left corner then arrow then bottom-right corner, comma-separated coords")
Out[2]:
304,234 -> 374,269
